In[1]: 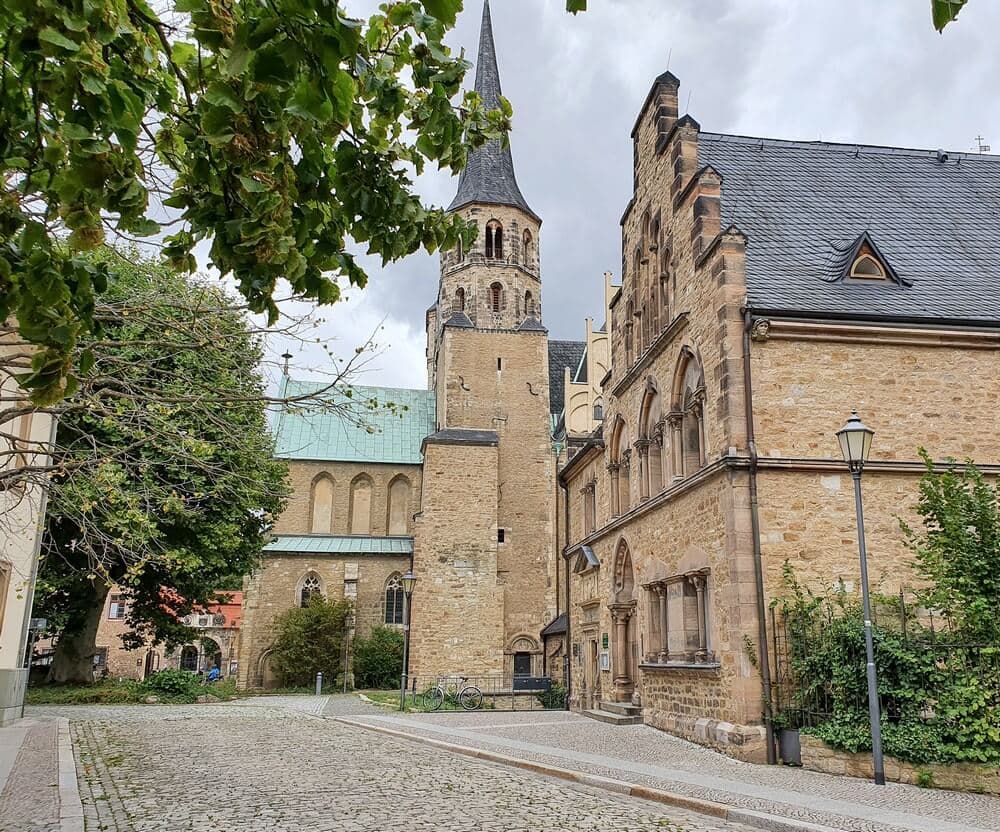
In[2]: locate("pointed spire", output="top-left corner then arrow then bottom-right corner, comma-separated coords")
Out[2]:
448,0 -> 540,222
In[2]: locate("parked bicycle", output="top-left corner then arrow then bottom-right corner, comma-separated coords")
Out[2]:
421,675 -> 483,711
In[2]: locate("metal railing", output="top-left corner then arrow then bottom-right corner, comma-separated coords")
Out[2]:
402,675 -> 565,712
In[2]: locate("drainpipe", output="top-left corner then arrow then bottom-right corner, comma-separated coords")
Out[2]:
743,308 -> 777,765
561,478 -> 572,706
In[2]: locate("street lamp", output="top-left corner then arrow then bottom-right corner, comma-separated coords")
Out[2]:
836,411 -> 885,785
399,571 -> 417,711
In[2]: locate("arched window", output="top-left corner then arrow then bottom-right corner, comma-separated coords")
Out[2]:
489,282 -> 503,313
387,475 -> 411,535
850,254 -> 886,279
660,245 -> 671,323
670,349 -> 706,479
485,220 -> 503,259
457,237 -> 464,262
309,474 -> 334,534
649,283 -> 659,336
453,287 -> 466,314
609,417 -> 630,515
639,380 -> 664,497
522,229 -> 533,266
524,290 -> 535,317
299,572 -> 322,608
349,474 -> 373,534
180,645 -> 198,672
384,573 -> 404,624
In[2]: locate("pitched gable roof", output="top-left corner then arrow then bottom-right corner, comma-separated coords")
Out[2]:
697,134 -> 1000,324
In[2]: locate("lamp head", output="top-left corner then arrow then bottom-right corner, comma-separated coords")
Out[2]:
836,411 -> 875,471
401,571 -> 417,595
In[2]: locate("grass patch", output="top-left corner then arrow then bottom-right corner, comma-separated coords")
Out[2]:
27,674 -> 240,706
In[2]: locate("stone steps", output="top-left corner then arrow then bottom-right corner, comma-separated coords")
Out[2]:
582,708 -> 643,725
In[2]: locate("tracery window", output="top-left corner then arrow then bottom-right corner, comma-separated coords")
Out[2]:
485,220 -> 504,259
384,573 -> 404,625
300,573 -> 322,608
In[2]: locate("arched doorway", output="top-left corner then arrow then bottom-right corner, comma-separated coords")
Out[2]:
608,538 -> 638,703
259,651 -> 280,690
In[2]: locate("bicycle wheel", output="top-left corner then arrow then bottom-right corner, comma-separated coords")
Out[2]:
422,686 -> 445,711
459,685 -> 483,711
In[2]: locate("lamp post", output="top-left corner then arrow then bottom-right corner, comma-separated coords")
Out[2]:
399,571 -> 417,711
836,411 -> 885,785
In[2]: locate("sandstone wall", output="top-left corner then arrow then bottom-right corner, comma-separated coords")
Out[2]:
236,553 -> 410,690
274,460 -> 422,537
409,441 -> 504,681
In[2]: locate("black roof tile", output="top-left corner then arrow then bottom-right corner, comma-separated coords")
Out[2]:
548,340 -> 586,419
697,134 -> 1000,324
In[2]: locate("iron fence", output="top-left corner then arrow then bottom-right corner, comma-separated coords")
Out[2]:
403,674 -> 565,712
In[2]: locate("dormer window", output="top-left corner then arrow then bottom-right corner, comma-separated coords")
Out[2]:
850,254 -> 886,279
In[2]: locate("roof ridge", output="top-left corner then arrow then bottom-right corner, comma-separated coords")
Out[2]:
700,131 -> 995,161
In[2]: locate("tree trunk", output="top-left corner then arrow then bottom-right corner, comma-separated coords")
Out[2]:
48,580 -> 110,684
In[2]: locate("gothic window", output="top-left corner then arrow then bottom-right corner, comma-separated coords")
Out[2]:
660,245 -> 671,323
485,220 -> 504,259
670,350 -> 706,479
639,381 -> 664,497
453,287 -> 466,314
524,290 -> 535,317
180,645 -> 198,671
349,474 -> 373,534
522,229 -> 533,266
649,284 -> 659,336
489,282 -> 503,313
387,475 -> 411,535
309,474 -> 334,534
609,417 -> 630,515
384,573 -> 404,624
299,572 -> 322,608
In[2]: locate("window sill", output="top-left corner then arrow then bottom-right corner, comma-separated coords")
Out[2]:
640,660 -> 720,673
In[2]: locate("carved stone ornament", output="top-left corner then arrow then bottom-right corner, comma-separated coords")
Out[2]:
750,318 -> 771,342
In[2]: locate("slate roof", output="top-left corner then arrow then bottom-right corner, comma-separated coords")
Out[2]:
264,535 -> 414,556
517,315 -> 547,332
698,134 -> 1000,324
447,0 -> 540,222
274,379 -> 435,464
540,612 -> 567,637
548,340 -> 586,418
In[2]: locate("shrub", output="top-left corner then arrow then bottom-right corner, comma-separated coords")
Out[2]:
269,596 -> 352,687
536,682 -> 567,710
352,626 -> 404,690
144,669 -> 202,699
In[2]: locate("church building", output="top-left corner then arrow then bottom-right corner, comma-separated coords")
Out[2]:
237,0 -> 596,690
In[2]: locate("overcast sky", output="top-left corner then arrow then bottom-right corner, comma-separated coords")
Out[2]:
275,0 -> 1000,391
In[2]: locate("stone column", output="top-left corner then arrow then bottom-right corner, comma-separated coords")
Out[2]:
610,604 -> 634,701
656,584 -> 669,663
692,573 -> 708,663
635,439 -> 650,500
620,450 -> 632,510
693,388 -> 707,466
667,412 -> 683,480
607,463 -> 619,516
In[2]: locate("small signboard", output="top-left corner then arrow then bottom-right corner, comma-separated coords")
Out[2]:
29,618 -> 47,631
601,632 -> 609,649
599,651 -> 610,671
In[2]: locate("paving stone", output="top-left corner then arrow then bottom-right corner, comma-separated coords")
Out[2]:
0,719 -> 60,832
31,701 -> 756,832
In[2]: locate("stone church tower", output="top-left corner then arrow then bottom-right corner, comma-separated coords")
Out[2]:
410,0 -> 557,681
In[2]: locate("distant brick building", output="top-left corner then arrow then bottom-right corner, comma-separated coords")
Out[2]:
93,589 -> 242,681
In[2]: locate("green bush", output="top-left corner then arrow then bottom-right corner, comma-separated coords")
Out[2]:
269,596 -> 352,687
144,669 -> 202,698
352,626 -> 404,690
536,682 -> 567,710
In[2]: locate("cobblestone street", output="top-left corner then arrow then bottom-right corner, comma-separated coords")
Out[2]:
32,700 -> 760,832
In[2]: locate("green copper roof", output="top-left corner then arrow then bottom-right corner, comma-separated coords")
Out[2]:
265,535 -> 414,555
274,379 -> 435,464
